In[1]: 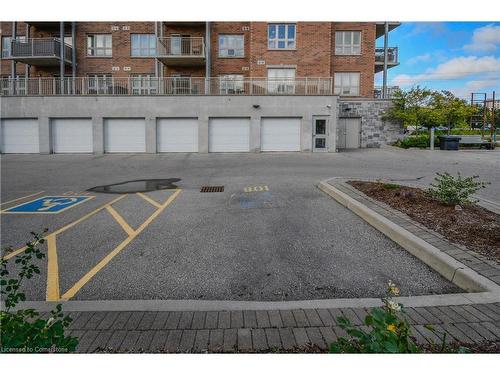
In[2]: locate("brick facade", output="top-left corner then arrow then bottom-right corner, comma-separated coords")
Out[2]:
0,21 -> 393,98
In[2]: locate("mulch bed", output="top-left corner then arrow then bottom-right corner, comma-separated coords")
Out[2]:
347,181 -> 500,263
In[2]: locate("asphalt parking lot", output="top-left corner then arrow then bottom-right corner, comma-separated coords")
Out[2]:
2,148 -> 498,302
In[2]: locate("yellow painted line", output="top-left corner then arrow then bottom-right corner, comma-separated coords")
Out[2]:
46,234 -> 60,301
136,192 -> 162,209
106,205 -> 135,236
2,194 -> 127,260
0,191 -> 45,207
60,189 -> 182,301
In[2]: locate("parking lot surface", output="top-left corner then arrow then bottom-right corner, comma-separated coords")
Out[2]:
2,148 -> 497,301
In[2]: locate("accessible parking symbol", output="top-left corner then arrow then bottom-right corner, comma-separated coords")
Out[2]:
3,196 -> 94,214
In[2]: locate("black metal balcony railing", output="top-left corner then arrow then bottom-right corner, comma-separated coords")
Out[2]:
10,38 -> 72,61
0,77 -> 334,96
374,47 -> 398,64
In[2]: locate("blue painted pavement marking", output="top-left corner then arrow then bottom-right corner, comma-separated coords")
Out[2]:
3,196 -> 94,214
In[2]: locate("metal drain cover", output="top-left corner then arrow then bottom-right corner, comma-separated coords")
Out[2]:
200,186 -> 224,193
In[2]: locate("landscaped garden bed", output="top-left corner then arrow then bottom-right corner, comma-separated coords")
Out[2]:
347,180 -> 500,262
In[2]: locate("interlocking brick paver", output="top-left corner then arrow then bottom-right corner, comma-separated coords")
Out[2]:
413,325 -> 440,344
409,326 -> 427,345
149,330 -> 169,351
106,330 -> 128,350
88,331 -> 113,353
328,308 -> 344,325
430,325 -> 455,344
223,329 -> 237,352
243,310 -> 258,328
474,304 -> 500,321
135,331 -> 154,351
252,329 -> 268,351
332,326 -> 347,339
193,329 -> 209,352
178,330 -> 196,352
317,309 -> 335,326
205,311 -> 219,329
137,312 -> 157,330
405,308 -> 428,325
479,322 -> 500,338
191,311 -> 206,329
164,330 -> 183,352
124,312 -> 144,330
306,327 -> 326,349
111,312 -> 132,330
319,326 -> 337,347
84,312 -> 107,330
425,307 -> 455,324
231,311 -> 244,328
340,308 -> 363,325
218,311 -> 231,329
237,328 -> 252,351
441,324 -> 474,344
454,323 -> 486,344
208,329 -> 224,352
413,307 -> 442,324
292,327 -> 309,347
75,330 -> 99,353
70,312 -> 95,329
119,330 -> 140,352
292,310 -> 309,327
434,306 -> 466,323
268,310 -> 283,328
97,312 -> 120,330
178,312 -> 194,329
255,310 -> 271,328
468,323 -> 498,341
279,328 -> 296,350
165,311 -> 182,329
280,310 -> 296,327
150,312 -> 169,330
304,309 -> 323,326
461,305 -> 492,322
449,306 -> 480,322
265,328 -> 281,349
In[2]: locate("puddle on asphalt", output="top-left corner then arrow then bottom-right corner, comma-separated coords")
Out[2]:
87,178 -> 181,194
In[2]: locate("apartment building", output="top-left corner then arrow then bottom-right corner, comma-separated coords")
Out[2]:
0,22 -> 402,154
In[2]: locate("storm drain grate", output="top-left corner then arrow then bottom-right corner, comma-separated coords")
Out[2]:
200,186 -> 224,193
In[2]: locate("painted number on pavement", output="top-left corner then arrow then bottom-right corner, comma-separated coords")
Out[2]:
244,185 -> 269,193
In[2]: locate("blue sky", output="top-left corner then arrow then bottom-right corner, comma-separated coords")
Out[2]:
375,22 -> 500,99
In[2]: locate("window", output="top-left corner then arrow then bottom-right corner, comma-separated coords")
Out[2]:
219,75 -> 244,94
218,35 -> 244,57
268,24 -> 296,49
335,31 -> 361,55
131,34 -> 156,57
267,68 -> 295,94
2,36 -> 26,58
87,34 -> 112,56
334,72 -> 360,96
131,74 -> 158,95
87,74 -> 112,94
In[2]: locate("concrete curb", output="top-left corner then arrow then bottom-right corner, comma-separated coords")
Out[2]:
318,179 -> 500,295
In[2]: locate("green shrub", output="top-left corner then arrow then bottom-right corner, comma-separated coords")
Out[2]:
329,282 -> 467,353
395,134 -> 432,149
1,231 -> 78,353
428,172 -> 489,206
383,183 -> 400,190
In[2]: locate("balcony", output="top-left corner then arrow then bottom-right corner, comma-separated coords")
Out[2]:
0,77 -> 334,96
156,37 -> 205,66
374,47 -> 399,73
8,38 -> 73,66
373,86 -> 400,99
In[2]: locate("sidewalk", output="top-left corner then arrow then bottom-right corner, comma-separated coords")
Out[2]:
64,303 -> 500,353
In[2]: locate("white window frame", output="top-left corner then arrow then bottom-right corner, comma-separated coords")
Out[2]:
219,74 -> 244,94
334,72 -> 360,96
267,68 -> 296,94
131,34 -> 156,57
131,74 -> 158,95
218,35 -> 244,58
87,34 -> 112,57
335,31 -> 361,55
268,24 -> 296,50
87,74 -> 112,94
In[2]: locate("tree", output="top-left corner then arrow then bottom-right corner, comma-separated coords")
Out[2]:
431,91 -> 477,132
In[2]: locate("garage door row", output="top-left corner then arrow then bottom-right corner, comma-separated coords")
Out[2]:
0,118 -> 303,154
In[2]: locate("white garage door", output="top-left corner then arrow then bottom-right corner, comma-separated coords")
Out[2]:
209,118 -> 250,152
261,118 -> 301,151
52,119 -> 93,153
1,119 -> 39,153
104,119 -> 146,153
157,118 -> 198,152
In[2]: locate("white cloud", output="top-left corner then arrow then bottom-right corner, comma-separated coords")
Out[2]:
407,53 -> 431,65
463,24 -> 500,52
449,79 -> 499,99
391,55 -> 500,87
